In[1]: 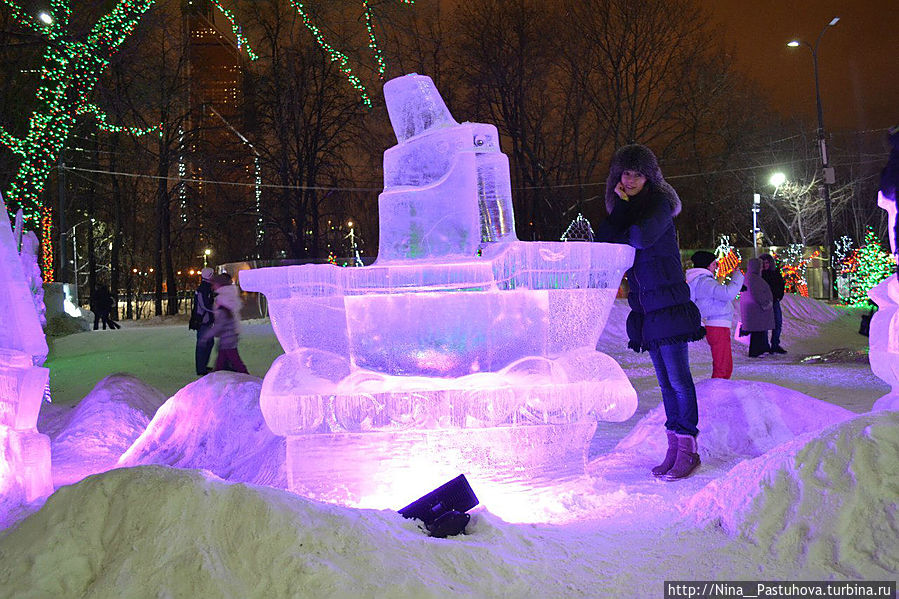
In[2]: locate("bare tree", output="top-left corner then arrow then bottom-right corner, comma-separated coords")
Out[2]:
241,0 -> 369,260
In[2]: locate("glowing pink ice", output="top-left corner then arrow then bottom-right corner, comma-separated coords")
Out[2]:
240,74 -> 637,508
0,192 -> 52,511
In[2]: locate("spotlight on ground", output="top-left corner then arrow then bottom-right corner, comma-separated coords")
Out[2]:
398,474 -> 479,538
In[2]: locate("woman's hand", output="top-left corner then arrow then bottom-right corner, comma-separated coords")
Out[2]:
614,182 -> 629,201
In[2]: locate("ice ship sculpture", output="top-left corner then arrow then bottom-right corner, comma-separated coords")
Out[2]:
0,192 -> 52,506
240,74 -> 637,508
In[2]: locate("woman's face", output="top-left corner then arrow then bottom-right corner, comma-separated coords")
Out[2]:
621,170 -> 647,196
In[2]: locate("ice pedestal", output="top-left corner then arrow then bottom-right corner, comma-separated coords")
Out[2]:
0,349 -> 52,504
240,74 -> 637,508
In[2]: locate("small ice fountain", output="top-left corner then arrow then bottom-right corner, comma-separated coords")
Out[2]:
240,74 -> 637,508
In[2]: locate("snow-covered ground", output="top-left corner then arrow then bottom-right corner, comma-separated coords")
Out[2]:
0,294 -> 896,598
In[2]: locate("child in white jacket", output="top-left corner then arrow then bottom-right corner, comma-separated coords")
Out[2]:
685,251 -> 744,378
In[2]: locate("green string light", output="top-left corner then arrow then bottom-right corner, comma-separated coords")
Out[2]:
1,0 -> 154,280
288,0 -> 372,107
361,0 -> 386,78
210,0 -> 259,61
76,102 -> 161,136
2,0 -> 412,278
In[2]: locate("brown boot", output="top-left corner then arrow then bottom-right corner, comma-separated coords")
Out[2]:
651,430 -> 678,476
663,434 -> 700,480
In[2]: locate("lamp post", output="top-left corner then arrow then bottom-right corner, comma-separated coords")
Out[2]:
753,172 -> 786,257
788,16 -> 840,299
752,193 -> 761,257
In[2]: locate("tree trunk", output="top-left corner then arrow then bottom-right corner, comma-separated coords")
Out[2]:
154,141 -> 170,316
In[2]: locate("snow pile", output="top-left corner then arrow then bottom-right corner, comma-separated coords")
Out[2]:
872,393 -> 899,412
49,374 -> 167,486
613,378 -> 855,460
683,410 -> 899,578
118,372 -> 286,489
0,466 -> 576,598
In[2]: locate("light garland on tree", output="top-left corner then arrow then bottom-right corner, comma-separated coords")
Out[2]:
287,0 -> 413,106
774,246 -> 819,297
210,0 -> 259,61
77,102 -> 161,136
1,0 -> 154,280
3,0 -> 411,279
361,0 -> 387,78
713,234 -> 741,278
288,0 -> 372,107
847,229 -> 895,306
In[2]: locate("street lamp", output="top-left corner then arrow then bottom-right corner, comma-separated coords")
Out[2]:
752,173 -> 786,257
38,12 -> 53,24
788,16 -> 840,299
202,248 -> 212,267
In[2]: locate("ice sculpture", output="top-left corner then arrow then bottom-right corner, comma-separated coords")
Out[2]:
0,193 -> 52,504
868,189 -> 899,407
18,229 -> 47,328
240,74 -> 637,508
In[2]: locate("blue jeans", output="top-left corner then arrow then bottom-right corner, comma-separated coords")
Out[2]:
196,324 -> 214,375
769,300 -> 783,348
648,341 -> 699,436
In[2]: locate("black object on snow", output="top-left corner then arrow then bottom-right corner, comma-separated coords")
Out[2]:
398,474 -> 479,538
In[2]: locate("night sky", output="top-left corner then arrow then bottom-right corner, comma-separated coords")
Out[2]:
705,0 -> 897,134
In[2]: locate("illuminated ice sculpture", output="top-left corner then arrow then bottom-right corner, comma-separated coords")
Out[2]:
0,192 -> 52,506
868,189 -> 899,409
240,74 -> 637,507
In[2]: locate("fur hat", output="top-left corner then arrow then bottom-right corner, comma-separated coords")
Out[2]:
690,250 -> 716,269
211,273 -> 232,287
604,144 -> 681,216
200,267 -> 214,281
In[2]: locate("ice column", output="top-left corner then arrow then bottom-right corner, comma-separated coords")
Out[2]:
0,192 -> 52,506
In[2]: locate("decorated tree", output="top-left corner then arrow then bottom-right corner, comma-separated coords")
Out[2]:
847,229 -> 895,306
0,0 -> 156,279
775,244 -> 819,297
713,234 -> 741,279
1,0 -> 409,281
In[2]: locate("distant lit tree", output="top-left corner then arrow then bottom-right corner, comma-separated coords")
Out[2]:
847,229 -> 895,306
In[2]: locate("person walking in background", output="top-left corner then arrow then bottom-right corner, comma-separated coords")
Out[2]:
686,251 -> 744,379
594,144 -> 705,481
200,273 -> 249,374
758,253 -> 786,354
739,257 -> 774,357
90,284 -> 120,330
192,267 -> 216,375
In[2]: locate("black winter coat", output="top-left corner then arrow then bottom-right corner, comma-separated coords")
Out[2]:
595,185 -> 704,352
761,268 -> 785,301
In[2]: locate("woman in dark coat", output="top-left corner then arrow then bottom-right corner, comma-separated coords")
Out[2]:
595,144 -> 705,480
758,253 -> 786,353
739,258 -> 774,357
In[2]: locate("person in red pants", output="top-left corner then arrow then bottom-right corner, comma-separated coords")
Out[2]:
686,251 -> 744,378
